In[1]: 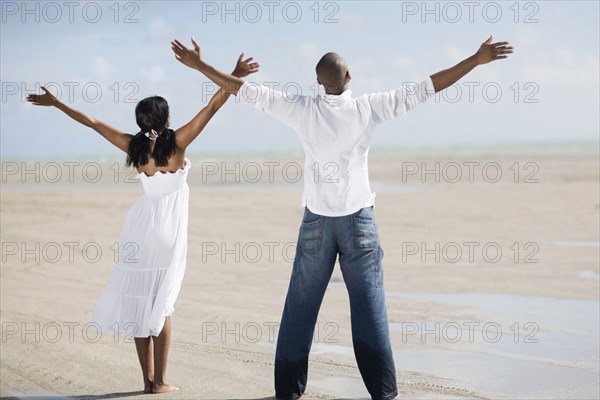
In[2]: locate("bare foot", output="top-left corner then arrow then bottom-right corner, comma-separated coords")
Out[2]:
152,383 -> 181,393
143,380 -> 153,394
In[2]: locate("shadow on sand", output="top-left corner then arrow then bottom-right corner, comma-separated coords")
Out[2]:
1,395 -> 280,400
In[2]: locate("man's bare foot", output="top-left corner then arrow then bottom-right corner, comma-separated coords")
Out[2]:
152,383 -> 181,393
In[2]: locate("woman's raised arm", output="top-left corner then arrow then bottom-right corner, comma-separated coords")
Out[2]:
174,52 -> 259,150
27,86 -> 133,153
171,37 -> 259,95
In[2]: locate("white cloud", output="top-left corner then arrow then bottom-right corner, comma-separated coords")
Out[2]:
140,65 -> 166,84
516,26 -> 541,46
91,56 -> 117,81
337,11 -> 365,28
298,42 -> 320,61
525,58 -> 599,88
524,48 -> 599,87
148,18 -> 177,40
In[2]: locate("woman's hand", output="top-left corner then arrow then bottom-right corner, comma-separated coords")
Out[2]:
474,35 -> 514,65
26,86 -> 59,106
232,53 -> 260,78
25,85 -> 132,152
171,37 -> 203,70
171,36 -> 245,94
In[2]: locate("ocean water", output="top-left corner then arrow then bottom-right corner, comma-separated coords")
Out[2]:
3,141 -> 597,194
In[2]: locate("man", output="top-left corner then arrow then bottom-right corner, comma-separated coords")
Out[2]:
171,35 -> 513,400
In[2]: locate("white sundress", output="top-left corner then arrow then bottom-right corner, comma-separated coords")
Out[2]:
91,158 -> 191,338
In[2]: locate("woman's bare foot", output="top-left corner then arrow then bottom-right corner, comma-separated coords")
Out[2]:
152,383 -> 181,393
143,380 -> 153,394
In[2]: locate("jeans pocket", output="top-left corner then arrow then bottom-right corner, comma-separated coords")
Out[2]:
299,208 -> 323,253
352,207 -> 379,249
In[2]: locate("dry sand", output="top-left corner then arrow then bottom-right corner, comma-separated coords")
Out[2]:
1,143 -> 599,399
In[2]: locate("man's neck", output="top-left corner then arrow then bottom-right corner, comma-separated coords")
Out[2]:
324,84 -> 349,95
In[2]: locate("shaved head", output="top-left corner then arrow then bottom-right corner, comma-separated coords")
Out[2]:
316,52 -> 351,94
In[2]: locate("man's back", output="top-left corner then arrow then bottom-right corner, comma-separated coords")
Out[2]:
238,77 -> 435,215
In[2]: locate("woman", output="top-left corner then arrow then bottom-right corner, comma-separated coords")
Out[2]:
26,52 -> 259,394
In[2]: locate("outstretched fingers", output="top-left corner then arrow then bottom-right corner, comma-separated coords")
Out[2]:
171,41 -> 183,54
173,39 -> 187,50
490,41 -> 514,60
191,36 -> 200,51
171,43 -> 181,55
496,46 -> 514,52
242,59 -> 260,73
170,41 -> 187,62
496,46 -> 513,59
476,37 -> 513,64
236,54 -> 260,74
26,86 -> 53,105
26,96 -> 47,106
171,40 -> 191,59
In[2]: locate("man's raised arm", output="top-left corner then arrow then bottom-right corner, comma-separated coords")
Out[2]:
171,37 -> 259,95
430,35 -> 514,93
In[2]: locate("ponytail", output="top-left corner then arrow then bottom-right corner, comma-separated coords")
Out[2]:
126,96 -> 176,168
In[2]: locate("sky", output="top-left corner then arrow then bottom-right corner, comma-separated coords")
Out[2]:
1,0 -> 599,159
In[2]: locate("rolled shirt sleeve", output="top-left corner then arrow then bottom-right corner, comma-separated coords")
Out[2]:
237,81 -> 310,130
367,76 -> 435,124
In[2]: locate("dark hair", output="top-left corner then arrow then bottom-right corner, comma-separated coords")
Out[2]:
316,52 -> 346,87
126,96 -> 177,168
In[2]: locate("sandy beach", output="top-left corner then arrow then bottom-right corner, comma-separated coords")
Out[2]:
1,142 -> 599,399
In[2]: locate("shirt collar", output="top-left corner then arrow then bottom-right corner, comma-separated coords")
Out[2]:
321,89 -> 353,106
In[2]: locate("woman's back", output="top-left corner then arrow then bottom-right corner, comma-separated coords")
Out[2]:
138,157 -> 191,196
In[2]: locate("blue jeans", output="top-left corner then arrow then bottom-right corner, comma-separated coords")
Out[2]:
275,206 -> 397,400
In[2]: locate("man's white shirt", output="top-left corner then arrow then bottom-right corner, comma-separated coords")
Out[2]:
237,77 -> 435,217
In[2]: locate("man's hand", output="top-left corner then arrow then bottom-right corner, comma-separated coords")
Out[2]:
430,35 -> 514,92
171,37 -> 203,70
474,35 -> 514,65
232,53 -> 260,78
26,86 -> 59,107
